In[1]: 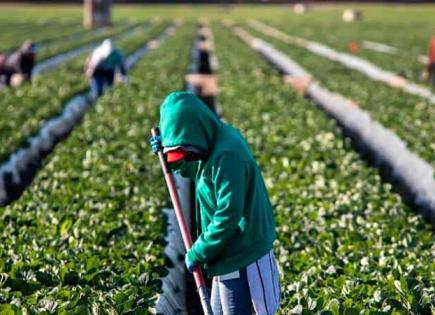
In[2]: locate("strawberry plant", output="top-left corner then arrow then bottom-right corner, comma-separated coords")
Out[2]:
260,5 -> 435,85
213,23 -> 435,314
0,21 -> 169,164
36,22 -> 138,62
0,21 -> 84,52
0,23 -> 195,313
248,23 -> 435,168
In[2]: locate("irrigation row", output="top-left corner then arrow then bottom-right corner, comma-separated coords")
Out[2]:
35,26 -> 109,51
0,22 -> 169,167
229,24 -> 435,224
362,40 -> 428,65
156,24 -> 219,315
248,20 -> 435,104
0,23 -> 178,207
0,23 -> 146,92
0,21 -> 84,52
0,24 -> 195,312
33,23 -> 146,76
5,25 -> 106,54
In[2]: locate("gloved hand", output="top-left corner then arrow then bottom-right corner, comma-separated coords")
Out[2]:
185,253 -> 197,274
149,135 -> 162,154
122,76 -> 128,84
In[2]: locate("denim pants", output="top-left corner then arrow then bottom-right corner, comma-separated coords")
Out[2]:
210,250 -> 281,315
91,69 -> 115,97
211,267 -> 253,315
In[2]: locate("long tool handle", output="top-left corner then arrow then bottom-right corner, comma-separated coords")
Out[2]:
151,128 -> 213,315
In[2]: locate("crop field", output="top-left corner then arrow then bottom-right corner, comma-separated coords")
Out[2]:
0,21 -> 170,163
256,7 -> 435,85
0,4 -> 434,314
246,22 -> 435,167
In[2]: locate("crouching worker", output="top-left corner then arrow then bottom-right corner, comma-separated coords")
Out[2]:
0,40 -> 36,86
84,39 -> 127,97
150,91 -> 281,315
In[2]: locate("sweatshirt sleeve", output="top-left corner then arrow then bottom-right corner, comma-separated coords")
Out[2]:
116,50 -> 127,75
188,152 -> 246,265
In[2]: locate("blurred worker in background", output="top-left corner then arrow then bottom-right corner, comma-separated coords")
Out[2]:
0,40 -> 36,86
85,39 -> 127,97
424,36 -> 435,89
150,92 -> 281,315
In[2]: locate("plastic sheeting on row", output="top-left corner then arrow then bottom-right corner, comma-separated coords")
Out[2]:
362,40 -> 397,54
0,24 -> 178,206
0,92 -> 95,205
33,23 -> 147,76
155,177 -> 192,315
156,208 -> 187,314
362,40 -> 428,65
35,27 -> 108,52
249,20 -> 435,105
252,38 -> 309,77
125,24 -> 176,69
234,26 -> 435,223
5,24 -> 107,54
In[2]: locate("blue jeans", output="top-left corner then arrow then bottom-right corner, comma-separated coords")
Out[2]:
211,268 -> 253,315
91,68 -> 115,97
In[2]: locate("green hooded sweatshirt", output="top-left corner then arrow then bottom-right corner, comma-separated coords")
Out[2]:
159,91 -> 276,277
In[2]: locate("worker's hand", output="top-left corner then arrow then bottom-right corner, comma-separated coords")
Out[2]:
122,76 -> 128,84
149,135 -> 162,154
185,253 -> 197,274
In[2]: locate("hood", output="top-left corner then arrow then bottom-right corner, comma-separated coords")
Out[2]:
159,91 -> 221,152
101,39 -> 114,58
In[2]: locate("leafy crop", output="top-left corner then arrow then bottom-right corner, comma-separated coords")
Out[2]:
213,23 -> 435,314
247,23 -> 435,168
260,7 -> 435,85
0,21 -> 84,52
0,23 -> 195,313
36,22 -> 138,62
0,5 -> 434,314
0,21 -> 169,164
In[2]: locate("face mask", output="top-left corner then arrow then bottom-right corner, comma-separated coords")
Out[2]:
170,160 -> 199,179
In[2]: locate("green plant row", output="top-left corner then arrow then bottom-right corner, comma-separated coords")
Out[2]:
0,23 -> 196,314
117,22 -> 170,57
213,23 -> 435,314
36,22 -> 138,63
261,13 -> 434,87
0,21 -> 169,164
0,21 -> 84,52
247,24 -> 435,168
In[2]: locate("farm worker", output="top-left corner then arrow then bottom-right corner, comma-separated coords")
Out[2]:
84,39 -> 127,97
1,40 -> 36,86
424,36 -> 435,88
150,91 -> 281,315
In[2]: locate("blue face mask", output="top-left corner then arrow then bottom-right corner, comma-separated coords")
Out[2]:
170,160 -> 200,179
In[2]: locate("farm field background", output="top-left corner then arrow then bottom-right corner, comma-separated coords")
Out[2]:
0,3 -> 434,314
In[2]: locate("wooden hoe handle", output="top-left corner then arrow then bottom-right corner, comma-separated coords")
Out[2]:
151,128 -> 212,315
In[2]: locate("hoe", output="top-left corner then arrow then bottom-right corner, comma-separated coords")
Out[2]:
151,127 -> 213,315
